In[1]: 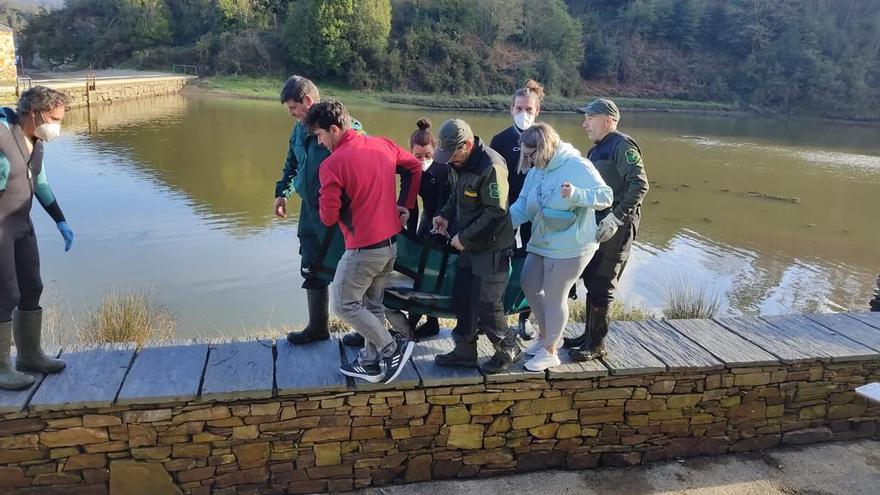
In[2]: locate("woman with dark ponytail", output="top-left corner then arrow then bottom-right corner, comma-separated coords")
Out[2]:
406,118 -> 451,338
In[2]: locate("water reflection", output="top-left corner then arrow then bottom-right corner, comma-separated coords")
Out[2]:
31,94 -> 880,337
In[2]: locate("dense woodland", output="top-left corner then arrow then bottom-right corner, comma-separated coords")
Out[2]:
3,0 -> 880,119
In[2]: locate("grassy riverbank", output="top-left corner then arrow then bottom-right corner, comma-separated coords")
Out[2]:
190,76 -> 739,114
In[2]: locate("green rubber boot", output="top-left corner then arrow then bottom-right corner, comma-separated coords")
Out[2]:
0,320 -> 35,390
13,309 -> 66,374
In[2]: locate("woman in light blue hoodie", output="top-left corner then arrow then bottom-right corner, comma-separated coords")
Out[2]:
509,123 -> 613,371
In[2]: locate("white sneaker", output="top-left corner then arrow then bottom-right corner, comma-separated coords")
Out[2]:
525,338 -> 545,356
526,337 -> 562,356
524,349 -> 561,372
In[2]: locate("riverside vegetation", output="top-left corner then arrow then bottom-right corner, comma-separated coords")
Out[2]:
8,0 -> 880,121
44,282 -> 720,346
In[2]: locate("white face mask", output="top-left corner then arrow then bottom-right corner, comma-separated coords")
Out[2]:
35,121 -> 61,142
421,158 -> 432,171
514,112 -> 534,131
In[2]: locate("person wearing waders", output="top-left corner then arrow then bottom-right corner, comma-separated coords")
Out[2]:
274,76 -> 361,346
431,119 -> 522,374
563,99 -> 649,361
0,86 -> 72,390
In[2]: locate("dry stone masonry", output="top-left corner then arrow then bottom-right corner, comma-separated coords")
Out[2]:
0,75 -> 194,109
1,312 -> 879,494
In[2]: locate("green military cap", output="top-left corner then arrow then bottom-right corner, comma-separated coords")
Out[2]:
434,118 -> 474,164
577,98 -> 620,121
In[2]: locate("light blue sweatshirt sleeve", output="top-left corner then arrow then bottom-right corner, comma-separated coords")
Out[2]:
567,159 -> 613,210
509,168 -> 535,228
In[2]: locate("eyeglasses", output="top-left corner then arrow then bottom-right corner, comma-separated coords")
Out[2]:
522,148 -> 537,159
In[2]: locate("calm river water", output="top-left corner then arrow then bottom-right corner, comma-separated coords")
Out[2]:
31,94 -> 880,338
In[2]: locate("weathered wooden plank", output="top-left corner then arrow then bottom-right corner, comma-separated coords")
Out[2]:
713,316 -> 817,364
117,341 -> 209,405
846,311 -> 880,330
624,320 -> 723,371
762,314 -> 877,362
600,321 -> 666,375
29,343 -> 135,412
276,336 -> 348,395
341,338 -> 420,391
547,324 -> 608,379
200,339 -> 275,401
409,329 -> 483,387
476,333 -> 544,383
0,347 -> 61,414
665,318 -> 779,367
805,313 -> 880,352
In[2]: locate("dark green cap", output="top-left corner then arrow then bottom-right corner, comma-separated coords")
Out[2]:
577,98 -> 620,121
434,119 -> 474,164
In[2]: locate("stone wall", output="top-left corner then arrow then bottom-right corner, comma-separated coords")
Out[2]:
1,360 -> 877,494
0,76 -> 195,108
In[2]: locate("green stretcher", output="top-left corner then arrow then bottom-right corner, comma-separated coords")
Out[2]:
312,231 -> 530,319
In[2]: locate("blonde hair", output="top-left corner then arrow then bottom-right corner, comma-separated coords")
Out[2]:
518,122 -> 560,174
512,79 -> 545,109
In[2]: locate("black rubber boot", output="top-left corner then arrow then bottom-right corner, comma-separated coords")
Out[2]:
482,335 -> 522,374
435,341 -> 478,368
569,305 -> 609,362
563,301 -> 593,349
287,288 -> 330,345
414,317 -> 440,339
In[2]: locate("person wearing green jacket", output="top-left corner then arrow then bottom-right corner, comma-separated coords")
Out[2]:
274,76 -> 354,345
431,119 -> 521,374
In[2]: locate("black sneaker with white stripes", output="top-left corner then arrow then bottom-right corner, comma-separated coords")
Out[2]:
339,360 -> 383,383
383,336 -> 415,384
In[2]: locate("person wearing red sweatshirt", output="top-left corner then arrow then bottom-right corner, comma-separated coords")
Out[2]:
305,99 -> 423,384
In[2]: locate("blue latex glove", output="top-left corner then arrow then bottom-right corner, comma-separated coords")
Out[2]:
56,221 -> 74,252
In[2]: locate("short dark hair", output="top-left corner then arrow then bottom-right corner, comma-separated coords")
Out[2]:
279,75 -> 319,104
17,86 -> 70,115
303,99 -> 352,132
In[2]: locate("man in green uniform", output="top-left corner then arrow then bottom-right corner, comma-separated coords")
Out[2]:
275,76 -> 351,345
564,99 -> 649,361
431,119 -> 521,374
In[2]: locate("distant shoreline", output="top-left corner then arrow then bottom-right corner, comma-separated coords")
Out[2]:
185,76 -> 880,126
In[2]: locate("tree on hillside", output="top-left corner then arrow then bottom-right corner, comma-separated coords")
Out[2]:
285,0 -> 391,78
522,0 -> 583,94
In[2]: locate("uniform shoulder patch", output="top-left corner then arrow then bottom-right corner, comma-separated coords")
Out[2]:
489,182 -> 500,199
624,148 -> 641,165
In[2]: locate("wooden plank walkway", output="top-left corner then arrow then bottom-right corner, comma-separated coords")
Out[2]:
624,320 -> 724,371
714,316 -> 820,364
3,311 -> 878,412
476,333 -> 545,383
201,340 -> 275,401
117,341 -> 209,405
805,313 -> 880,352
29,343 -> 135,412
665,318 -> 779,367
0,347 -> 61,413
409,329 -> 483,387
547,324 -> 609,379
341,338 -> 421,391
275,336 -> 348,395
847,311 -> 880,330
600,321 -> 666,375
761,315 -> 877,362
